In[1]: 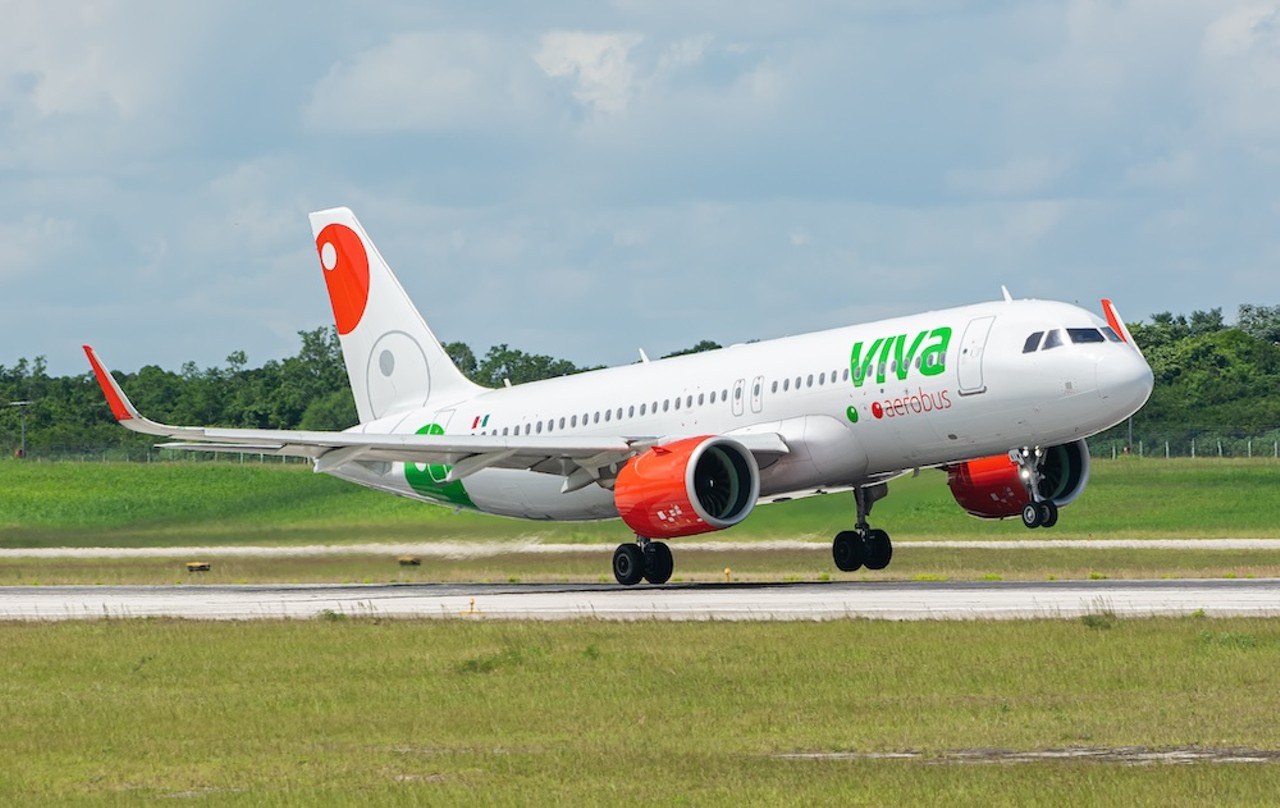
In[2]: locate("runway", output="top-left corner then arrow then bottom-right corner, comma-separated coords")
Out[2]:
2,538 -> 1279,559
2,579 -> 1278,621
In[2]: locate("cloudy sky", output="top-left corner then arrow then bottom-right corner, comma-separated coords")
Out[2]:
3,1 -> 1278,377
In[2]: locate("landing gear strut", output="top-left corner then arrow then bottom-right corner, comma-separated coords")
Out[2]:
1011,447 -> 1060,529
612,538 -> 674,586
832,483 -> 893,572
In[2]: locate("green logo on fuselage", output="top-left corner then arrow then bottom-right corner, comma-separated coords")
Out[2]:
404,423 -> 475,508
850,327 -> 951,387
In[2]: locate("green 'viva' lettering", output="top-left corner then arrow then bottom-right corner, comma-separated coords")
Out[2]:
850,327 -> 951,387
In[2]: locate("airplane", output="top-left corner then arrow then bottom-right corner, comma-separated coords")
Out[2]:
85,206 -> 1154,585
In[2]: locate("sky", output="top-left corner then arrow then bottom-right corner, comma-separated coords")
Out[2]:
2,0 -> 1279,377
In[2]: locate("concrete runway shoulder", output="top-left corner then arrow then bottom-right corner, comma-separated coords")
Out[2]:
2,579 -> 1278,621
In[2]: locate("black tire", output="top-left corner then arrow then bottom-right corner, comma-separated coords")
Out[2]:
613,543 -> 645,586
644,541 -> 674,585
1040,500 -> 1059,529
832,531 -> 865,572
864,529 -> 893,571
1021,502 -> 1041,529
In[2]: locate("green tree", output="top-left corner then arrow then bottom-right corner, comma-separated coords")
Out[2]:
1238,304 -> 1280,345
662,340 -> 723,359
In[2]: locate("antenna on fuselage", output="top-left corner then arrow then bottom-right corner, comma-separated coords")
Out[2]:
1001,285 -> 1013,302
638,349 -> 651,364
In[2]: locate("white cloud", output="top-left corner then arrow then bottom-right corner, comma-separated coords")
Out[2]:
2,1 -> 1279,377
946,158 -> 1072,198
1198,3 -> 1280,140
534,31 -> 643,116
305,32 -> 544,133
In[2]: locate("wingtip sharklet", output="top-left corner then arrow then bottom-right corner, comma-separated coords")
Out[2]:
83,345 -> 136,423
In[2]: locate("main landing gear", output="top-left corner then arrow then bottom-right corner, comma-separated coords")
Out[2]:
1011,447 -> 1060,529
832,483 -> 893,573
612,538 -> 674,586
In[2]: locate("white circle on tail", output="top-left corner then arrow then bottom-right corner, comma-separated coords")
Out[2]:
320,242 -> 337,271
365,331 -> 431,419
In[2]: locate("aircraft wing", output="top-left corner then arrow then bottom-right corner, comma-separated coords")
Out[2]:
84,346 -> 789,487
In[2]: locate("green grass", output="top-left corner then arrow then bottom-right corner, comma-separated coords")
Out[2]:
4,546 -> 1280,587
1,457 -> 1278,549
2,617 -> 1278,805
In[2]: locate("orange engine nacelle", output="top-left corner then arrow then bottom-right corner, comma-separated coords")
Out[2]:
614,436 -> 760,539
946,440 -> 1091,519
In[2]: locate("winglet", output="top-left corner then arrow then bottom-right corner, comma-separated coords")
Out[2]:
83,345 -> 137,422
82,346 -> 186,437
1101,299 -> 1145,357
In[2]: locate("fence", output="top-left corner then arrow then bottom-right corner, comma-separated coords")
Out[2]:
1088,427 -> 1280,460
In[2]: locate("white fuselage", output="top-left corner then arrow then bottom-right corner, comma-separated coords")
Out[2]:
329,298 -> 1153,521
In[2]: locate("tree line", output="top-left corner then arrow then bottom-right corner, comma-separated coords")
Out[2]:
1,306 -> 1277,459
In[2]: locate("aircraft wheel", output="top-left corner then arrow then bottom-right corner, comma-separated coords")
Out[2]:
864,529 -> 893,571
644,541 -> 674,585
833,531 -> 865,572
1021,502 -> 1042,529
613,543 -> 645,586
1039,501 -> 1059,529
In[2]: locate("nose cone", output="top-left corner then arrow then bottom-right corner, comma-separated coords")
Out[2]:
1096,348 -> 1154,417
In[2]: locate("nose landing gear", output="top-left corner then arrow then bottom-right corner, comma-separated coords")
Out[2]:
1011,447 -> 1060,529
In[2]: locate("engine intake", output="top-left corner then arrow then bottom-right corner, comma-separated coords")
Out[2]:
946,439 -> 1091,520
614,436 -> 760,539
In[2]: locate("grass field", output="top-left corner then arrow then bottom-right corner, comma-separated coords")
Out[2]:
5,546 -> 1280,587
2,617 -> 1278,805
4,461 -> 1279,804
2,457 -> 1279,549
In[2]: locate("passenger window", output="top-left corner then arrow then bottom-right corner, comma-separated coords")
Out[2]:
593,412 -> 600,424
663,400 -> 670,412
617,407 -> 623,420
628,406 -> 635,418
559,417 -> 566,430
771,381 -> 778,394
783,378 -> 790,391
819,372 -> 826,385
807,374 -> 814,388
698,393 -> 705,405
537,421 -> 544,434
686,396 -> 692,408
502,427 -> 509,436
525,424 -> 531,435
1042,330 -> 1063,350
735,387 -> 742,400
795,376 -> 802,388
1068,328 -> 1105,344
674,397 -> 681,410
1023,332 -> 1044,353
722,389 -> 729,400
842,368 -> 849,382
751,384 -> 759,397
639,403 -> 646,416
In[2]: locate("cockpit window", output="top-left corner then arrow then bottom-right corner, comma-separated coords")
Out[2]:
1101,327 -> 1123,342
1068,328 -> 1106,344
1022,332 -> 1044,353
1041,329 -> 1063,350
